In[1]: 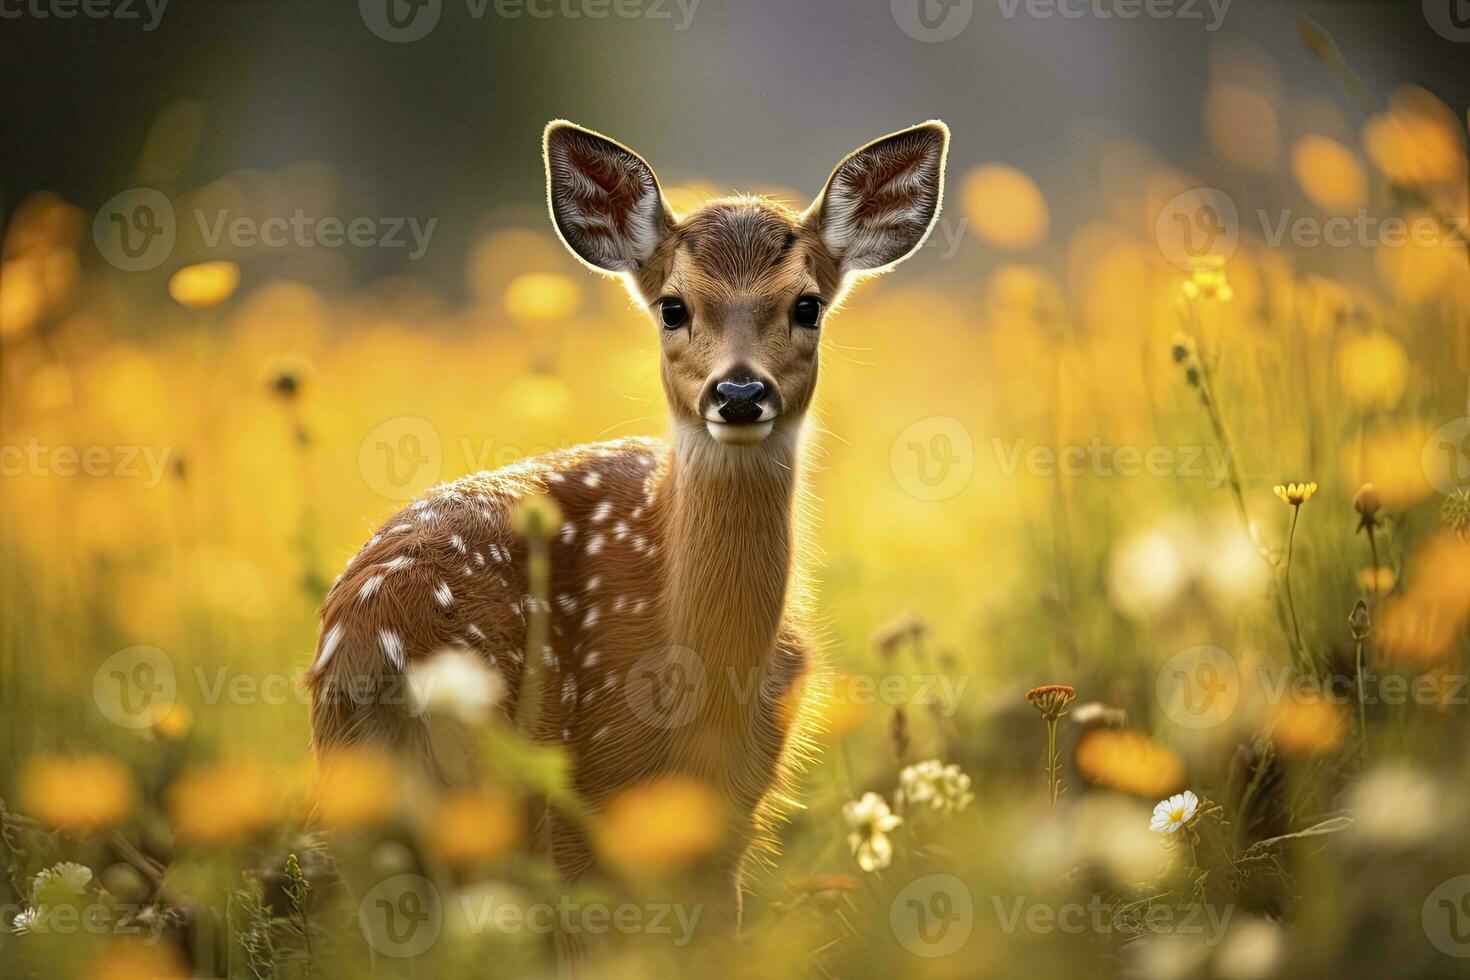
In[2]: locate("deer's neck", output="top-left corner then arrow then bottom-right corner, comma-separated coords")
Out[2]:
655,422 -> 802,678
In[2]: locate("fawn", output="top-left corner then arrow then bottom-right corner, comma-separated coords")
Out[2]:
307,119 -> 949,923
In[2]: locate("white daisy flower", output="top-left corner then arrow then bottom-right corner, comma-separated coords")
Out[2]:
31,862 -> 92,900
1149,790 -> 1200,834
407,647 -> 507,725
11,907 -> 40,935
843,791 -> 903,872
897,760 -> 975,815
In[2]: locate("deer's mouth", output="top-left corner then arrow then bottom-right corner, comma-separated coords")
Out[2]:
705,419 -> 775,444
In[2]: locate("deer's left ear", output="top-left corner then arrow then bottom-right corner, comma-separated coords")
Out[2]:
802,121 -> 949,276
544,121 -> 674,275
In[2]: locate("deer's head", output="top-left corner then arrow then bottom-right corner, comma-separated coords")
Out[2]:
545,121 -> 949,446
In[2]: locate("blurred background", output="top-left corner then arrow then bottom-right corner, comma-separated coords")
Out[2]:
2,0 -> 1469,977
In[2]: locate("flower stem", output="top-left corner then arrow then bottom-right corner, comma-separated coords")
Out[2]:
1354,636 -> 1368,764
1283,505 -> 1310,671
1044,717 -> 1060,807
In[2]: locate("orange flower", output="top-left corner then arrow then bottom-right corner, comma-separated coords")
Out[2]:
1075,730 -> 1185,798
167,758 -> 280,845
425,790 -> 519,867
19,755 -> 135,832
597,777 -> 725,874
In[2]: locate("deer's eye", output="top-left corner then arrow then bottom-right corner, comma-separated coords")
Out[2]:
793,295 -> 824,329
659,297 -> 688,330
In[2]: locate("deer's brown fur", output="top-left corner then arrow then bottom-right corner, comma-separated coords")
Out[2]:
308,120 -> 949,918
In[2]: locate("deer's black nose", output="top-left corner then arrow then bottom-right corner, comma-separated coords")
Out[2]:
716,379 -> 766,423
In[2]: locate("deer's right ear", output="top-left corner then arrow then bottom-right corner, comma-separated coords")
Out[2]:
544,121 -> 673,275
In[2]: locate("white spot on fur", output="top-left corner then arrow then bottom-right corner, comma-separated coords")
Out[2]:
450,534 -> 466,554
559,523 -> 578,545
358,575 -> 384,602
591,500 -> 613,523
583,472 -> 602,488
382,555 -> 413,571
582,607 -> 600,629
379,629 -> 405,670
586,534 -> 605,556
390,523 -> 412,534
434,582 -> 453,607
315,623 -> 344,673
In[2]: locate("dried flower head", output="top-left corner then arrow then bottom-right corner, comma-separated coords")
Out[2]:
1348,599 -> 1372,641
264,356 -> 314,401
1354,483 -> 1381,526
1025,684 -> 1077,721
1440,488 -> 1470,539
1273,482 -> 1318,507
